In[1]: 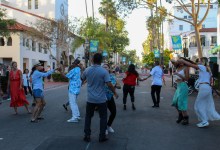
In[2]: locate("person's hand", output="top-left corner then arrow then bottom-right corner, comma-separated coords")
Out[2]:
56,67 -> 62,72
173,72 -> 179,76
114,92 -> 119,99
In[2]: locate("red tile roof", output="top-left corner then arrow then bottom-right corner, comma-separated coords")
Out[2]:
8,22 -> 30,31
199,28 -> 217,32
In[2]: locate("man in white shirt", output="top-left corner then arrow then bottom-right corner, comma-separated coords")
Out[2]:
142,61 -> 164,108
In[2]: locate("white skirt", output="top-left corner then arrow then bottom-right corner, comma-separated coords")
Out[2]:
194,84 -> 220,122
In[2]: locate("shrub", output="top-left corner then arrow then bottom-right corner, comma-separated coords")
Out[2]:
52,73 -> 68,82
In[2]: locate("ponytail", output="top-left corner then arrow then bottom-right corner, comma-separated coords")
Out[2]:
30,66 -> 36,76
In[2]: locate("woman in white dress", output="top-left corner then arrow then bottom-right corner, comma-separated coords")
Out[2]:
179,57 -> 220,128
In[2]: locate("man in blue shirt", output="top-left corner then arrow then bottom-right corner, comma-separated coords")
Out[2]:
58,59 -> 82,123
82,53 -> 118,143
30,63 -> 54,122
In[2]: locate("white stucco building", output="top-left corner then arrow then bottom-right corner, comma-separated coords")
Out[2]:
165,2 -> 218,50
0,0 -> 85,71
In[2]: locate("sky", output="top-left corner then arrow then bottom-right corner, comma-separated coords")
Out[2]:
68,0 -> 150,57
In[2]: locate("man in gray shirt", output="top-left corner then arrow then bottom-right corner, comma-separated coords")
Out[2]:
82,53 -> 118,142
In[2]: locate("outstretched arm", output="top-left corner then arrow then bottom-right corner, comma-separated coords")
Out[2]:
178,59 -> 199,70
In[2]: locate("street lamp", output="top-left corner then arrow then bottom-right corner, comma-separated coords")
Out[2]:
84,39 -> 90,68
183,34 -> 188,58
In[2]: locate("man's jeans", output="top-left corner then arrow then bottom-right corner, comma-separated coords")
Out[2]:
69,93 -> 80,119
84,102 -> 107,138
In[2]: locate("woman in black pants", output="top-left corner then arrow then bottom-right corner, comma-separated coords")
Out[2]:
122,64 -> 142,110
103,64 -> 117,134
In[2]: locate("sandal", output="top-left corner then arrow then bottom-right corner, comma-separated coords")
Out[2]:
30,119 -> 38,123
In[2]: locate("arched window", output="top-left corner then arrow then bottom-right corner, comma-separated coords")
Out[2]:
0,37 -> 5,46
7,37 -> 12,46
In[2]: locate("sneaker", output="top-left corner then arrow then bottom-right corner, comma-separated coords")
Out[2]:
132,104 -> 136,110
63,104 -> 68,111
197,121 -> 209,128
77,116 -> 81,121
107,126 -> 114,133
123,105 -> 126,110
105,130 -> 108,135
67,118 -> 78,123
83,135 -> 91,142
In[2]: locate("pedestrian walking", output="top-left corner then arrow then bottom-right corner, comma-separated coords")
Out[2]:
82,53 -> 118,143
30,63 -> 55,122
102,64 -> 117,135
58,59 -> 82,123
142,61 -> 165,108
171,59 -> 190,125
23,69 -> 33,96
178,57 -> 220,128
8,61 -> 30,114
122,64 -> 141,110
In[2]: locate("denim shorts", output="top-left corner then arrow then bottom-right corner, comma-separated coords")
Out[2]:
33,89 -> 44,98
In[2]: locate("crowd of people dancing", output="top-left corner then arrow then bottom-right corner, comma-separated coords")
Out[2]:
0,53 -> 220,143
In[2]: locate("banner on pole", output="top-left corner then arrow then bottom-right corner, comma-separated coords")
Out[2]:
102,50 -> 108,56
154,49 -> 160,58
171,36 -> 182,50
90,40 -> 99,52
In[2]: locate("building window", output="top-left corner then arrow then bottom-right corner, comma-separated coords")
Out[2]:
211,36 -> 217,45
35,0 -> 38,9
183,16 -> 187,19
28,0 -> 31,9
179,25 -> 183,31
210,5 -> 213,9
7,37 -> 12,46
190,25 -> 194,31
0,37 -> 5,46
202,24 -> 205,28
26,39 -> 29,47
38,43 -> 42,53
188,16 -> 192,19
32,41 -> 36,51
23,38 -> 25,46
44,49 -> 48,54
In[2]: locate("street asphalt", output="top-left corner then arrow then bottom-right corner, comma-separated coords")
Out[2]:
0,76 -> 220,150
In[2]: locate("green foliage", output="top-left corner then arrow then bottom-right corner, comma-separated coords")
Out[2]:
121,49 -> 138,64
0,9 -> 16,37
52,73 -> 68,82
142,52 -> 155,67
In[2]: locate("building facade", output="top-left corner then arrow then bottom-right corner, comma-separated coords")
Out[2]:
0,0 -> 84,71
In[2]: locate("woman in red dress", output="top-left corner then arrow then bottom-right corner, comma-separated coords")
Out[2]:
9,61 -> 30,114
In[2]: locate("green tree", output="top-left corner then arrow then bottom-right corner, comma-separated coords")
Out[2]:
117,0 -> 212,59
0,9 -> 16,37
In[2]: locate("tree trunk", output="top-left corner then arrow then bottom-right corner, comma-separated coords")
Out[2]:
194,25 -> 203,58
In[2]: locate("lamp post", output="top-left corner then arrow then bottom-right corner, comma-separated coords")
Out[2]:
84,39 -> 90,68
183,35 -> 187,58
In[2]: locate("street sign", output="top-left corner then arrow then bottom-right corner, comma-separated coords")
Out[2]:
102,50 -> 108,56
154,49 -> 160,58
171,36 -> 182,50
90,40 -> 99,52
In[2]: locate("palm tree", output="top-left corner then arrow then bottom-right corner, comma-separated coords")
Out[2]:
85,0 -> 89,18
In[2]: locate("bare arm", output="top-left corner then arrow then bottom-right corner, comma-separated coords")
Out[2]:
19,70 -> 23,89
178,59 -> 199,70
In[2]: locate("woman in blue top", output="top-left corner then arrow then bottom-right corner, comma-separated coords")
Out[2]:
30,63 -> 54,122
102,64 -> 117,134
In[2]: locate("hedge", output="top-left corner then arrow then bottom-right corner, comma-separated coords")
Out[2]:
52,73 -> 68,82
